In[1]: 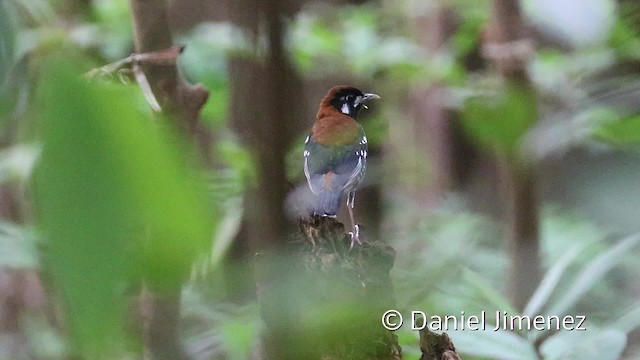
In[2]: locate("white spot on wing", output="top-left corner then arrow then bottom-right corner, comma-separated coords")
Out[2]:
304,135 -> 310,144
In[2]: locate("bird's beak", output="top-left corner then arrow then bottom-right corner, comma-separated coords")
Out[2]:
363,93 -> 380,101
357,93 -> 380,109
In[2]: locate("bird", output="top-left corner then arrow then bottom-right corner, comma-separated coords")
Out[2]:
303,85 -> 379,248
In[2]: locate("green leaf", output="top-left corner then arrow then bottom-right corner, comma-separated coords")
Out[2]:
462,82 -> 538,156
609,3 -> 640,60
34,52 -> 214,357
545,233 -> 640,319
35,55 -> 133,358
523,241 -> 591,319
221,316 -> 257,360
449,327 -> 538,360
395,329 -> 420,358
0,0 -> 15,87
291,16 -> 342,72
612,302 -> 640,333
593,114 -> 640,146
540,327 -> 626,360
462,268 -> 518,316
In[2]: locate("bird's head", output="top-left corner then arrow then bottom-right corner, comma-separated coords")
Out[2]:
323,86 -> 380,119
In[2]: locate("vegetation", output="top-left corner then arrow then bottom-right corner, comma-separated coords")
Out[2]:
1,0 -> 640,359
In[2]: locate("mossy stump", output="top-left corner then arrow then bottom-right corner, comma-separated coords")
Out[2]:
256,216 -> 401,360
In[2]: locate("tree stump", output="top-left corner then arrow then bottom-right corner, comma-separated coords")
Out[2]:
256,216 -> 401,360
419,328 -> 461,360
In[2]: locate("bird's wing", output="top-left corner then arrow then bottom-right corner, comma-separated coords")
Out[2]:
303,129 -> 367,195
338,132 -> 367,192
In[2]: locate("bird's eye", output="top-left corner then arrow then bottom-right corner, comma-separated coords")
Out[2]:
345,94 -> 354,102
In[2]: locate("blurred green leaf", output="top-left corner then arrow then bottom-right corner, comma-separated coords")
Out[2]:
546,233 -> 640,319
220,316 -> 256,360
593,114 -> 640,147
612,302 -> 640,333
0,0 -> 15,88
35,54 -> 134,357
609,2 -> 640,60
178,24 -> 239,126
449,326 -> 538,360
462,82 -> 538,156
540,327 -> 626,360
91,0 -> 133,58
462,268 -> 518,316
395,329 -> 420,358
200,78 -> 229,126
34,52 -> 214,357
523,241 -> 590,319
291,15 -> 342,72
451,12 -> 483,61
182,288 -> 260,359
217,136 -> 257,188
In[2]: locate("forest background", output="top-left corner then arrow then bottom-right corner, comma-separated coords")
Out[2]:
1,0 -> 640,359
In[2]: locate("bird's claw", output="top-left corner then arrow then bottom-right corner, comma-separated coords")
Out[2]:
348,224 -> 362,251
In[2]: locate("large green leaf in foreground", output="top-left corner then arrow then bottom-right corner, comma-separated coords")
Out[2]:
34,53 -> 213,357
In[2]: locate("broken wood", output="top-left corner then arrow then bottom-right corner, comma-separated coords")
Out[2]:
419,327 -> 461,360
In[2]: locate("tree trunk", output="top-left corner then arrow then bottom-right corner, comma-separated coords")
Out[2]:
409,6 -> 455,206
227,0 -> 304,252
486,0 -> 541,311
128,1 -> 212,358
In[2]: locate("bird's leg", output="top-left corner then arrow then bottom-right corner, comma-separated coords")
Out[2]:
347,191 -> 361,249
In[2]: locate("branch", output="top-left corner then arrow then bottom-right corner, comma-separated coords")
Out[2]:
129,0 -> 211,154
84,45 -> 184,79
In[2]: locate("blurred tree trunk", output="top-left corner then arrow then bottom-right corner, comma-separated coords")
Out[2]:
486,0 -> 541,311
0,186 -> 20,223
227,0 -> 304,250
409,5 -> 456,206
129,0 -> 212,359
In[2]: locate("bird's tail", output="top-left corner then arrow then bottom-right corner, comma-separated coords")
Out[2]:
313,189 -> 342,217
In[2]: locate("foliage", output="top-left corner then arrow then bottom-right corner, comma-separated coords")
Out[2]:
1,0 -> 640,359
290,6 -> 430,82
181,287 -> 260,360
0,1 -> 16,89
462,81 -> 538,157
392,203 -> 640,360
32,51 -> 214,357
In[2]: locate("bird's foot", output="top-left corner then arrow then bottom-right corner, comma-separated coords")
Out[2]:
348,224 -> 362,251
